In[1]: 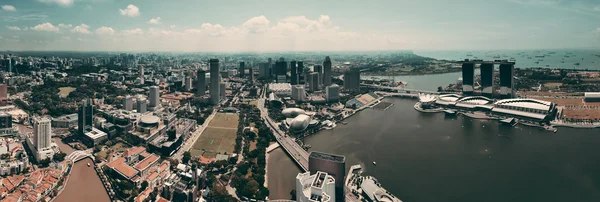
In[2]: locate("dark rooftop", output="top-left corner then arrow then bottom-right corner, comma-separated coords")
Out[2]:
310,151 -> 345,163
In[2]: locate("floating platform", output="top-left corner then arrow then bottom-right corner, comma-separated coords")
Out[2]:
444,110 -> 457,116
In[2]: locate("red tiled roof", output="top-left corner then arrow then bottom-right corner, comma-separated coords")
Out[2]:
159,162 -> 169,172
107,157 -> 139,179
146,172 -> 159,182
124,147 -> 146,157
134,154 -> 159,171
1,195 -> 20,202
156,197 -> 169,202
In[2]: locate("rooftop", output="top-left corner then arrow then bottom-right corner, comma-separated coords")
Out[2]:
107,157 -> 139,179
134,154 -> 160,171
309,151 -> 345,163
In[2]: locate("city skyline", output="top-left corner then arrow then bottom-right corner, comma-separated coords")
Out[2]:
1,0 -> 600,52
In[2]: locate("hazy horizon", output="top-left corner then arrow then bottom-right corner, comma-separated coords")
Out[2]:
2,0 -> 600,52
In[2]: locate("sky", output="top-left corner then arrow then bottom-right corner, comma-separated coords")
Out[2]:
1,0 -> 600,52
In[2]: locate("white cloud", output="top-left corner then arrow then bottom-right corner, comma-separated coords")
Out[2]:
6,26 -> 21,31
76,37 -> 84,41
148,17 -> 161,24
2,5 -> 16,11
170,25 -> 176,29
31,22 -> 59,32
71,24 -> 90,34
38,0 -> 74,7
0,36 -> 3,39
85,5 -> 92,10
119,4 -> 140,17
95,26 -> 115,35
58,24 -> 72,29
122,28 -> 144,35
242,16 -> 270,33
61,36 -> 71,41
23,27 -> 29,31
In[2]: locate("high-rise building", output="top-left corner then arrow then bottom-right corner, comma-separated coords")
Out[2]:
259,63 -> 269,79
296,171 -> 336,202
149,86 -> 160,108
139,65 -> 145,85
77,98 -> 93,135
308,151 -> 346,201
297,61 -> 305,84
291,85 -> 306,102
343,70 -> 360,91
275,58 -> 287,83
137,98 -> 147,113
210,59 -> 220,105
185,76 -> 193,91
7,57 -> 11,74
220,83 -> 226,99
480,63 -> 494,98
239,62 -> 245,78
123,95 -> 134,111
314,65 -> 323,88
249,67 -> 254,85
461,62 -> 475,96
33,116 -> 52,150
196,69 -> 206,96
268,58 -> 273,78
309,72 -> 320,92
326,85 -> 340,103
0,84 -> 7,100
323,56 -> 332,87
290,60 -> 298,85
499,63 -> 515,98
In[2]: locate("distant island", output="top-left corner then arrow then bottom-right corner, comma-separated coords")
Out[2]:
357,52 -> 461,76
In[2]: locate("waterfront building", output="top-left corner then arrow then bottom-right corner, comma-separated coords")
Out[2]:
196,69 -> 206,96
78,98 -> 94,135
288,114 -> 311,132
149,86 -> 160,109
31,116 -> 54,161
292,85 -> 307,102
323,56 -> 332,87
584,92 -> 600,102
84,127 -> 107,146
326,84 -> 340,103
137,97 -> 147,113
106,146 -> 162,185
51,113 -> 78,128
499,63 -> 515,98
296,171 -> 336,202
361,176 -> 402,202
418,94 -> 437,109
480,63 -> 494,98
461,62 -> 475,96
123,95 -> 134,111
291,60 -> 298,85
308,151 -> 346,201
239,61 -> 245,78
210,59 -> 220,105
492,98 -> 555,121
309,72 -> 320,92
435,94 -> 462,106
454,96 -> 493,110
282,108 -> 306,118
343,70 -> 360,91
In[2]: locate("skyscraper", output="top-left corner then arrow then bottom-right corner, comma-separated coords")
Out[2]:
220,82 -> 226,99
239,62 -> 245,78
275,58 -> 287,83
77,98 -> 93,135
296,171 -> 337,202
33,116 -> 52,151
137,97 -> 147,113
149,86 -> 160,108
185,76 -> 193,91
326,85 -> 340,103
308,151 -> 346,201
292,85 -> 306,102
323,56 -> 332,87
290,60 -> 298,85
123,95 -> 134,111
139,65 -> 145,85
210,59 -> 220,105
297,61 -> 305,84
259,63 -> 269,79
314,65 -> 323,88
0,84 -> 7,100
343,70 -> 360,91
461,62 -> 475,96
196,69 -> 206,96
480,63 -> 494,98
249,66 -> 254,85
309,72 -> 320,92
499,63 -> 515,98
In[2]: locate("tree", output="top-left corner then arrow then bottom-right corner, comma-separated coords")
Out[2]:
437,86 -> 443,92
182,151 -> 192,164
290,189 -> 297,200
53,152 -> 67,162
241,179 -> 260,198
140,181 -> 149,191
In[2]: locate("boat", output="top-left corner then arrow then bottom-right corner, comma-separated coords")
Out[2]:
87,163 -> 91,167
372,161 -> 377,166
575,63 -> 580,65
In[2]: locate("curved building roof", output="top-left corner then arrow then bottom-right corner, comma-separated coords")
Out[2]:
140,114 -> 160,125
289,114 -> 311,131
418,94 -> 437,103
494,98 -> 552,111
456,96 -> 492,105
435,94 -> 461,106
282,108 -> 306,118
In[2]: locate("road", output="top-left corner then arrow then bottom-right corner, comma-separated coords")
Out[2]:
173,111 -> 217,160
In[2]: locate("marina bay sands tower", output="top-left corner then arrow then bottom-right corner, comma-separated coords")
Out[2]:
480,63 -> 494,98
461,62 -> 475,96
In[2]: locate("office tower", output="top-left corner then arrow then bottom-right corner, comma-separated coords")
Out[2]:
139,65 -> 145,85
0,112 -> 12,129
137,98 -> 147,113
33,117 -> 52,150
308,151 -> 346,201
343,70 -> 360,91
268,58 -> 273,78
220,83 -> 226,99
309,72 -> 320,92
239,62 -> 245,78
323,56 -> 332,87
296,171 -> 336,202
185,76 -> 193,91
499,63 -> 515,98
325,85 -> 340,103
297,61 -> 305,84
290,60 -> 298,85
259,63 -> 269,79
480,63 -> 494,98
0,84 -> 7,100
314,65 -> 323,87
78,98 -> 93,135
275,58 -> 287,83
249,67 -> 254,85
196,69 -> 206,95
7,57 -> 11,74
461,62 -> 475,96
291,85 -> 306,102
210,59 -> 220,105
149,86 -> 160,108
123,95 -> 134,111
